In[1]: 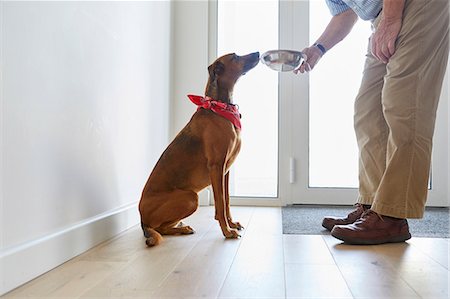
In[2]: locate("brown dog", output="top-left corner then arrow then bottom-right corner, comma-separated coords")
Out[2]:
139,52 -> 260,246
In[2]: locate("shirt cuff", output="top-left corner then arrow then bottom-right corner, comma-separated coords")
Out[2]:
325,0 -> 352,16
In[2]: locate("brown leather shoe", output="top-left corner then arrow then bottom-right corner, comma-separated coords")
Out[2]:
322,204 -> 370,231
331,210 -> 412,245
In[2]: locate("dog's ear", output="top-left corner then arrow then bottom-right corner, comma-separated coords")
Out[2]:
208,61 -> 225,80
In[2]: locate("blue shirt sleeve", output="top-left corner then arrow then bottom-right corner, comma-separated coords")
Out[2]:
325,0 -> 352,16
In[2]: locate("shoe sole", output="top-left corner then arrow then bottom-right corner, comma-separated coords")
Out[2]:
331,232 -> 412,245
321,222 -> 333,232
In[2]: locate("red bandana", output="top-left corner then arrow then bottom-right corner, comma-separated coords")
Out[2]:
188,95 -> 242,130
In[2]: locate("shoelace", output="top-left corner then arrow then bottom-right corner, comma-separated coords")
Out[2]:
348,204 -> 366,217
360,210 -> 384,222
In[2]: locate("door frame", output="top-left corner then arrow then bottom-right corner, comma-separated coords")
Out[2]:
208,0 -> 449,207
282,0 -> 449,207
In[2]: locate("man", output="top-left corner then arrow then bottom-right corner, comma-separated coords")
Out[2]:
296,0 -> 449,245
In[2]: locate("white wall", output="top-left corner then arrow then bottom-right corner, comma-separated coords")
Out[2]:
0,1 -> 171,295
171,1 -> 211,206
171,0 -> 210,136
447,0 -> 450,203
447,68 -> 450,205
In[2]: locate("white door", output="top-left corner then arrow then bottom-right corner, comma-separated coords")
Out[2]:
284,1 -> 449,207
214,0 -> 449,207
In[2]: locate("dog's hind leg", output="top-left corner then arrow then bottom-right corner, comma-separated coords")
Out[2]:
155,190 -> 198,235
140,189 -> 199,246
157,221 -> 195,235
141,224 -> 163,247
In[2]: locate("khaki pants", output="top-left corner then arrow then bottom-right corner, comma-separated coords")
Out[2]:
355,0 -> 449,218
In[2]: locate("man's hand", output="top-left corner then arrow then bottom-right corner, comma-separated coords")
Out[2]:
294,46 -> 323,74
371,0 -> 405,63
371,15 -> 402,63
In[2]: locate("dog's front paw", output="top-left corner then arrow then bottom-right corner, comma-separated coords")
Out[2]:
181,225 -> 195,234
224,228 -> 240,239
229,221 -> 244,230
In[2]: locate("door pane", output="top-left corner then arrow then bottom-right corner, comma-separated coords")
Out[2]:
217,0 -> 279,197
309,2 -> 372,188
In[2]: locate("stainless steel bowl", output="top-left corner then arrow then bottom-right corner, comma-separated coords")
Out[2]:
260,50 -> 304,72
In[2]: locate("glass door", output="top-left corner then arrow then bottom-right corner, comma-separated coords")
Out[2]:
288,1 -> 448,206
308,1 -> 370,189
216,0 -> 279,201
290,0 -> 367,204
213,0 -> 448,207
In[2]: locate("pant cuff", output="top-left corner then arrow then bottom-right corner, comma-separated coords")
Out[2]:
371,202 -> 424,219
357,194 -> 374,206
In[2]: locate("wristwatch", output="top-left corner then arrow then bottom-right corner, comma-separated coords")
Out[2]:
313,43 -> 327,55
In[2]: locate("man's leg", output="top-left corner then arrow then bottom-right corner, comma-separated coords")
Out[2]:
354,33 -> 389,206
371,0 -> 449,219
332,0 -> 449,244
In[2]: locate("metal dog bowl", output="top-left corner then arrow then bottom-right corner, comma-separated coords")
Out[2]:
260,50 -> 305,72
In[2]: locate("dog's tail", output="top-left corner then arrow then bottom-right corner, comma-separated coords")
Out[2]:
141,222 -> 163,247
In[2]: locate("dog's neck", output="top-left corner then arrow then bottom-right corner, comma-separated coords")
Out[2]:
205,80 -> 234,104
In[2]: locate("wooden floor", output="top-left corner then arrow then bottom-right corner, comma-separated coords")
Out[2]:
3,206 -> 449,299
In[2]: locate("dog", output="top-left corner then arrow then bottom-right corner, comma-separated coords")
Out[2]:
139,52 -> 260,246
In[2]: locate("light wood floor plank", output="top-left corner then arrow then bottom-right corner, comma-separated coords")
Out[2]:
285,263 -> 352,298
149,206 -> 255,299
394,260 -> 449,298
4,260 -> 126,299
218,208 -> 285,299
2,207 -> 450,299
80,206 -> 238,298
283,235 -> 335,265
408,237 -> 449,269
323,235 -> 449,298
283,235 -> 352,298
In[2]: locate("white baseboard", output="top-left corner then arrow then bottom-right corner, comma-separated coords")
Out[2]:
0,202 -> 140,296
